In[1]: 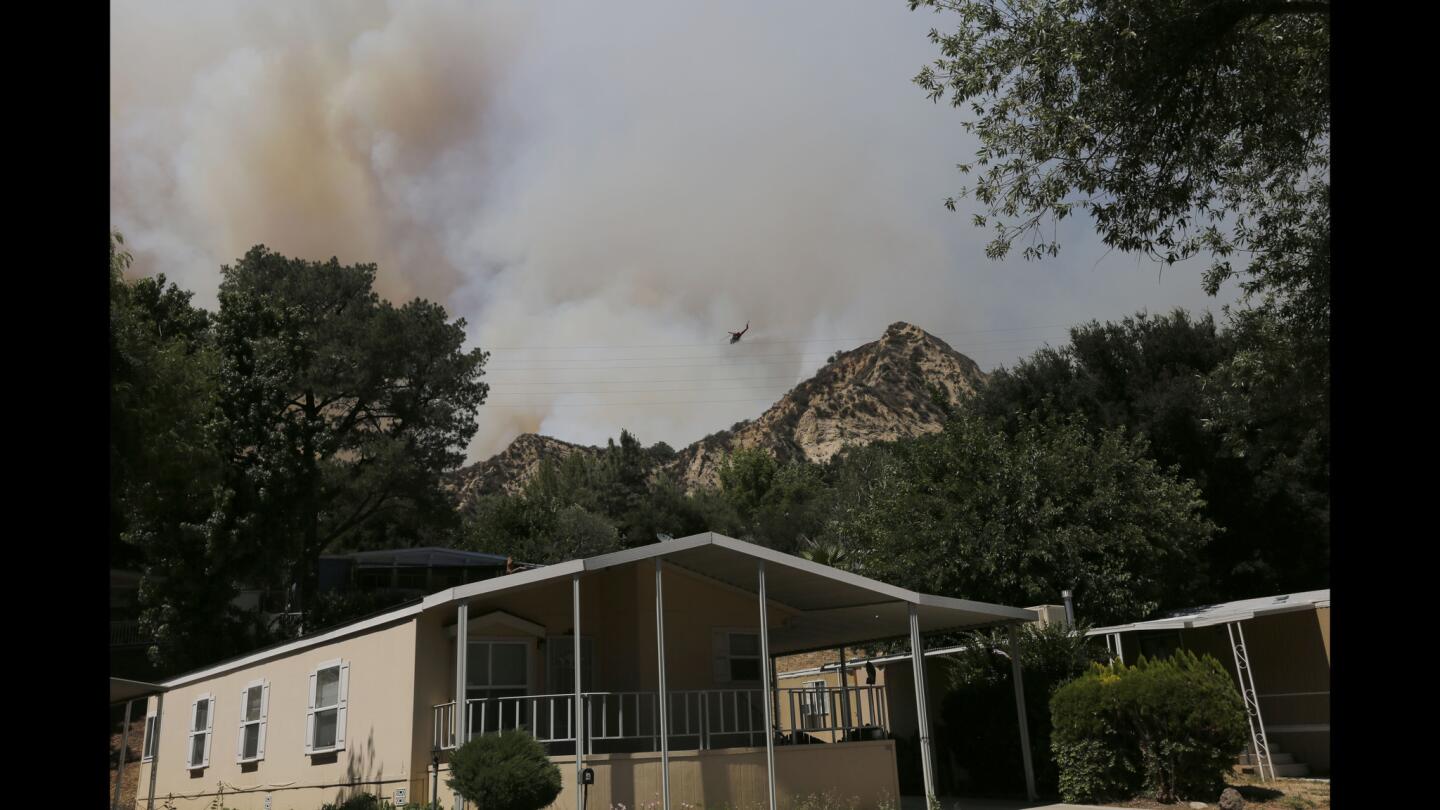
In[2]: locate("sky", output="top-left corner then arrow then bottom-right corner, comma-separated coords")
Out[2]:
110,0 -> 1242,462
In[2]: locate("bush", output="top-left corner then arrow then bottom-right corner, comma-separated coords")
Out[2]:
1050,651 -> 1248,804
446,731 -> 563,810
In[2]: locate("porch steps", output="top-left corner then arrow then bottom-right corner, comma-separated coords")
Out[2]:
1234,750 -> 1311,778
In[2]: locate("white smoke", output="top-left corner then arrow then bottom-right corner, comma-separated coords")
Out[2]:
111,0 -> 1237,461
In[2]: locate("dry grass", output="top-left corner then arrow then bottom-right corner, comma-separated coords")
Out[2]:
1112,774 -> 1330,810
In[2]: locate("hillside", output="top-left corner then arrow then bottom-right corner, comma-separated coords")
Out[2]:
448,321 -> 987,502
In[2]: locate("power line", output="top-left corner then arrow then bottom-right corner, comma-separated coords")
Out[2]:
482,337 -> 1060,370
477,323 -> 1074,352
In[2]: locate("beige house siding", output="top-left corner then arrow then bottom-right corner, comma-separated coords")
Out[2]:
137,618 -> 420,810
547,740 -> 900,810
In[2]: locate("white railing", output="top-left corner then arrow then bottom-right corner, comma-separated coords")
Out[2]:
433,685 -> 889,752
779,684 -> 890,744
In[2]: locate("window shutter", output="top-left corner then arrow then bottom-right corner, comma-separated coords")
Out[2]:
202,696 -> 214,767
188,697 -> 200,767
335,661 -> 350,751
236,687 -> 248,763
713,630 -> 730,683
257,682 -> 270,760
305,670 -> 317,754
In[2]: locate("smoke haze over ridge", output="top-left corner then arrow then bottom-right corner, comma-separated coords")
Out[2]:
111,0 -> 1240,461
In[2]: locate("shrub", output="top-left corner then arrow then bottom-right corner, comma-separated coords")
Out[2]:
1050,651 -> 1248,804
446,730 -> 563,810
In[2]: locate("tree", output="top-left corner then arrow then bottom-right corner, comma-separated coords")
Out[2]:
909,0 -> 1329,271
211,246 -> 489,615
111,232 -> 270,672
977,310 -> 1326,598
824,410 -> 1215,623
909,0 -> 1331,600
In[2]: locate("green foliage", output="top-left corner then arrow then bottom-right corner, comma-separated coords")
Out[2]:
446,731 -> 563,810
112,236 -> 489,673
825,410 -> 1214,623
718,447 -> 780,515
1050,652 -> 1248,803
210,245 -> 488,611
909,0 -> 1329,271
462,492 -> 624,565
935,621 -> 1100,795
977,309 -> 1327,598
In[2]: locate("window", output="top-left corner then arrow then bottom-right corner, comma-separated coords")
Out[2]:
1137,632 -> 1183,661
467,641 -> 529,732
712,629 -> 762,683
546,636 -> 594,693
306,660 -> 349,754
187,694 -> 214,769
236,679 -> 270,763
798,680 -> 830,730
141,705 -> 159,763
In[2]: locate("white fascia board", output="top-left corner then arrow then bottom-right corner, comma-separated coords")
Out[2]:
580,533 -> 714,571
708,534 -> 917,604
912,592 -> 1040,623
161,602 -> 425,689
1084,624 -> 1138,636
1188,611 -> 1257,628
437,559 -> 586,606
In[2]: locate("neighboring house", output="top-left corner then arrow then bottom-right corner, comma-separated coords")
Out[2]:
232,547 -> 525,616
318,547 -> 522,597
774,605 -> 1067,747
130,532 -> 1038,810
112,569 -> 160,681
1087,590 -> 1331,777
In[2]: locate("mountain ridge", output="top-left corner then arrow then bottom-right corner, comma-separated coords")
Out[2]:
445,321 -> 987,504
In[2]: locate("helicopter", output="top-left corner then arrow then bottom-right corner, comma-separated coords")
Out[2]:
728,321 -> 750,344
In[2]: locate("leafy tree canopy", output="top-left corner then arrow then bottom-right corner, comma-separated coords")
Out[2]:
910,0 -> 1329,273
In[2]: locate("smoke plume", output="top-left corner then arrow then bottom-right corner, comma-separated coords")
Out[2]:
111,0 -> 1234,461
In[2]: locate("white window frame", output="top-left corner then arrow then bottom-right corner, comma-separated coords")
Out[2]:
141,702 -> 159,763
187,693 -> 214,769
798,679 -> 830,729
467,639 -> 532,733
712,627 -> 762,684
236,678 -> 270,763
305,659 -> 349,755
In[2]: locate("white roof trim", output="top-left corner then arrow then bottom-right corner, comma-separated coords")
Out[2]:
1086,589 -> 1330,636
161,602 -> 425,689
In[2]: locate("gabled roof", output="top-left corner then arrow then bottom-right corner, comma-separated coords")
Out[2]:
162,532 -> 1035,689
1085,589 -> 1330,636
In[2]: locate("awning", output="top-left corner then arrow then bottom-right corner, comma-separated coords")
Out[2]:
1086,589 -> 1331,636
111,677 -> 163,705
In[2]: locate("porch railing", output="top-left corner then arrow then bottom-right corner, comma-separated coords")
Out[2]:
433,684 -> 890,752
110,620 -> 151,648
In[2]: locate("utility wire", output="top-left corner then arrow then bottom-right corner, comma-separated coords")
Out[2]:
479,323 -> 1074,352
